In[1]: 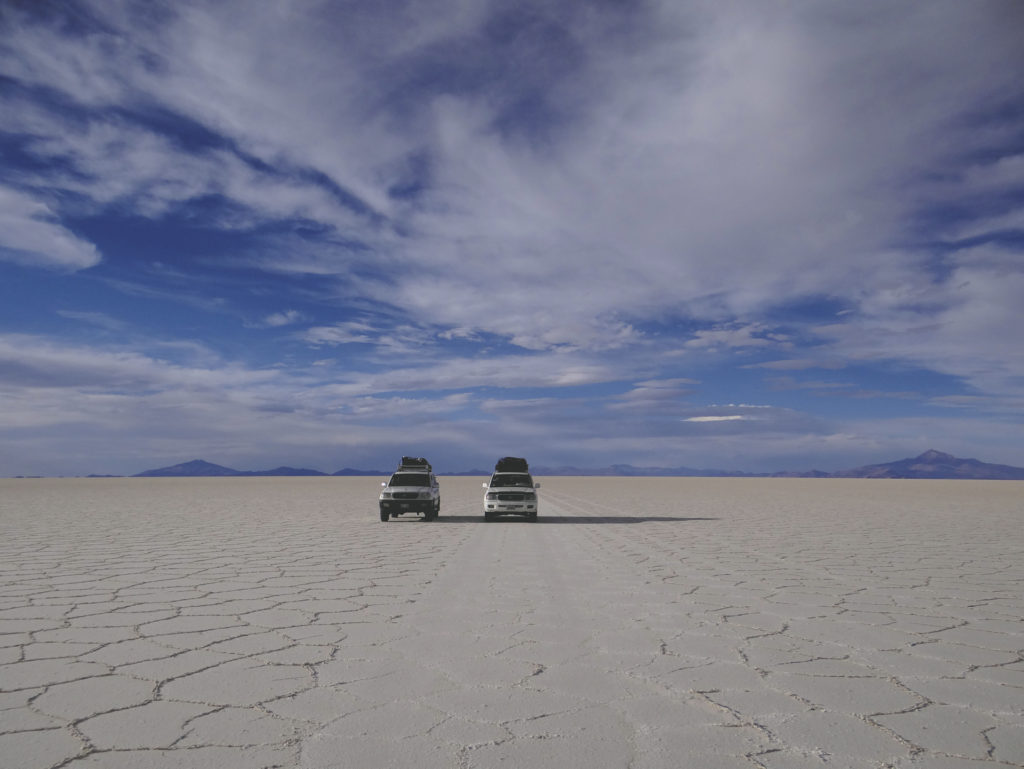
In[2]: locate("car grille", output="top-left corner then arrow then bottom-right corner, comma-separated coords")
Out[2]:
497,493 -> 526,501
393,492 -> 420,500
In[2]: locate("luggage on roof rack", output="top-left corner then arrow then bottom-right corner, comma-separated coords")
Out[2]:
495,456 -> 528,473
399,456 -> 431,470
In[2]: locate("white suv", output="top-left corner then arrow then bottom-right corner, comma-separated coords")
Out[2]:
379,457 -> 441,522
483,457 -> 540,521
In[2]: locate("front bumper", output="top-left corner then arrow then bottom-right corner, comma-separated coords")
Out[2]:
484,498 -> 537,515
380,499 -> 434,514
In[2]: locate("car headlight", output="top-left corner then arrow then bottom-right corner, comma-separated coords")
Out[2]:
380,492 -> 391,499
486,492 -> 497,500
419,491 -> 432,499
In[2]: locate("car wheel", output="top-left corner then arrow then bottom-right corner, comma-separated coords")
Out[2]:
528,512 -> 537,521
435,498 -> 441,516
380,510 -> 389,522
484,511 -> 495,521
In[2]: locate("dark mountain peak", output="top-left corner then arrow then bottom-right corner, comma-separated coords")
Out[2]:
916,449 -> 956,463
134,459 -> 240,477
835,450 -> 1024,480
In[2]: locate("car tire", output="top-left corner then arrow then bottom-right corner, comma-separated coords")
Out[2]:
528,512 -> 537,521
434,498 -> 441,517
484,511 -> 495,522
380,510 -> 389,522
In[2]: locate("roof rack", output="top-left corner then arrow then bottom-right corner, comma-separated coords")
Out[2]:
494,456 -> 528,473
398,456 -> 432,471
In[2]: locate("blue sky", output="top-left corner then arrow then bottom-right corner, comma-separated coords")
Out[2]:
2,0 -> 1023,476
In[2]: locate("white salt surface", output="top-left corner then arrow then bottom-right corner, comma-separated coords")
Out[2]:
1,476 -> 1022,768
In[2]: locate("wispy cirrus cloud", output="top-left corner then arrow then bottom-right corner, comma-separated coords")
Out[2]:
261,310 -> 307,328
56,310 -> 128,331
685,415 -> 747,423
749,359 -> 847,372
0,185 -> 101,270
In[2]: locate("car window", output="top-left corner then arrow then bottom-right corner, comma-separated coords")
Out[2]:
390,473 -> 430,486
492,473 -> 533,487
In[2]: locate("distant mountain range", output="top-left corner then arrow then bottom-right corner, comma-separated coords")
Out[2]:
123,450 -> 1024,480
134,459 -> 334,477
827,449 -> 1024,480
534,450 -> 1024,480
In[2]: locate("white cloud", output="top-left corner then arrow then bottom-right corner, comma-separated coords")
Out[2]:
613,378 -> 698,408
946,206 -> 1024,242
303,321 -> 451,355
684,415 -> 746,422
0,186 -> 101,270
684,324 -> 789,351
56,310 -> 127,331
303,322 -> 377,346
750,359 -> 847,372
0,334 -> 279,395
262,310 -> 306,327
812,244 -> 1024,403
326,353 -> 618,396
960,153 -> 1024,196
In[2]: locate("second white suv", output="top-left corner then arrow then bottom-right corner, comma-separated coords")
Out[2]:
483,457 -> 539,521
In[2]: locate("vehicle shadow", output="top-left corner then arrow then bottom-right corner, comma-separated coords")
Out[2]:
538,516 -> 718,524
433,515 -> 718,524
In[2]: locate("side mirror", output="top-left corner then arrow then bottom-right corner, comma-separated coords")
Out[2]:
534,482 -> 541,488
381,481 -> 387,487
482,482 -> 488,488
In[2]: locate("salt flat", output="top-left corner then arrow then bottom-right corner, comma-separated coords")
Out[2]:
1,476 -> 1022,769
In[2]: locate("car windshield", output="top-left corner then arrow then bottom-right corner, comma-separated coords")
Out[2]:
390,473 -> 430,487
491,473 -> 533,487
